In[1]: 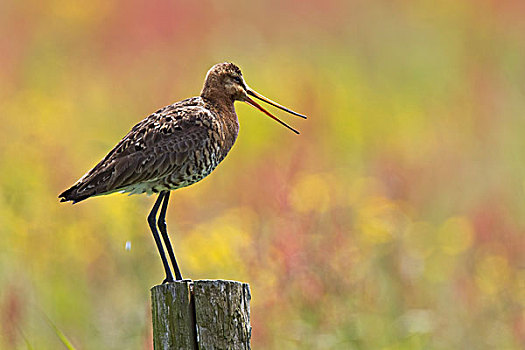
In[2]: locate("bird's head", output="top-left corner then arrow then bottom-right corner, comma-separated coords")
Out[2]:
201,62 -> 306,134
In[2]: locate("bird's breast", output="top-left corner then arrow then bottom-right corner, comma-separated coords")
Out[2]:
160,113 -> 238,191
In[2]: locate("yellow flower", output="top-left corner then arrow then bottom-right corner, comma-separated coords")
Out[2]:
437,217 -> 473,255
475,254 -> 510,295
289,173 -> 331,213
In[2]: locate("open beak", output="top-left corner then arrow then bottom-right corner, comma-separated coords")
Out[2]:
244,88 -> 306,135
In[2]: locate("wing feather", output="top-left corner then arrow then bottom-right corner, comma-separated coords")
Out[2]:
59,100 -> 215,202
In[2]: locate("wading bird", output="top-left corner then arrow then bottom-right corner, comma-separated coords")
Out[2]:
59,63 -> 306,283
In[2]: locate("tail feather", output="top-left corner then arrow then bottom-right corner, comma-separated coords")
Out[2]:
59,166 -> 116,203
58,184 -> 92,204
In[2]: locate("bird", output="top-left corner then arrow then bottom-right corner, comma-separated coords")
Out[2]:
59,62 -> 306,283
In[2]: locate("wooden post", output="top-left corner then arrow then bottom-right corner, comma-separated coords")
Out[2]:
151,280 -> 251,350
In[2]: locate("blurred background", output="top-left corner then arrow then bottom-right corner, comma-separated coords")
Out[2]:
1,0 -> 524,349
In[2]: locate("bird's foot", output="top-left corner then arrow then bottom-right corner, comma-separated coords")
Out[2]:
162,277 -> 175,284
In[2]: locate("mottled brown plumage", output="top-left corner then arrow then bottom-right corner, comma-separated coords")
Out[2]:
59,96 -> 238,202
59,62 -> 306,282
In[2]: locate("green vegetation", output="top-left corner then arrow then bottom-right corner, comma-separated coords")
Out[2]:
1,1 -> 524,349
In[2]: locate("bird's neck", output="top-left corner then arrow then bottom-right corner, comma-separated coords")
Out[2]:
222,110 -> 240,152
219,101 -> 239,148
200,81 -> 233,103
200,86 -> 236,117
199,92 -> 239,151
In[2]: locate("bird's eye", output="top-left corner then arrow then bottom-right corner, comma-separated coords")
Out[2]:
233,76 -> 243,84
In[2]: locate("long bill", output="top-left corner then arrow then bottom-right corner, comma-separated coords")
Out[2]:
247,89 -> 307,119
243,89 -> 306,135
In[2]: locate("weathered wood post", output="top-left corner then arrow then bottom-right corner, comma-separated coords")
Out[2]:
151,280 -> 251,349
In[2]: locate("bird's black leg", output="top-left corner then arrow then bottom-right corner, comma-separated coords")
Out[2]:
148,192 -> 175,283
157,191 -> 183,281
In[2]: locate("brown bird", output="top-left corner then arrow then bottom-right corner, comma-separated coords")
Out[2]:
59,62 -> 306,283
